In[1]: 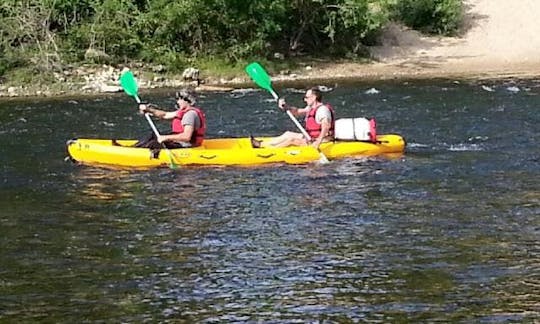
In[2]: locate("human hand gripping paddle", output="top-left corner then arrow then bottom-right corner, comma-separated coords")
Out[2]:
119,70 -> 178,169
245,62 -> 329,164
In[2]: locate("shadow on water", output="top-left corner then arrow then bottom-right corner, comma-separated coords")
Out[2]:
0,79 -> 538,322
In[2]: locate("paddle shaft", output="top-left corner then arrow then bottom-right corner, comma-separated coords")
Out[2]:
132,94 -> 163,139
132,90 -> 178,168
245,62 -> 328,163
119,70 -> 178,168
268,89 -> 313,142
270,89 -> 329,163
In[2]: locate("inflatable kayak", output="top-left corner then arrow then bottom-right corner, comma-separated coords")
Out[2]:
66,134 -> 405,168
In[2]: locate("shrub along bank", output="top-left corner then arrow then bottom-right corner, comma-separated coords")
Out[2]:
0,0 -> 463,88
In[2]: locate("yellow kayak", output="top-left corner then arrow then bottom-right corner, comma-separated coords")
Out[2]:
66,134 -> 405,168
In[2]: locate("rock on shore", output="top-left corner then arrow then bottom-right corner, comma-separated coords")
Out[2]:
0,65 -> 238,98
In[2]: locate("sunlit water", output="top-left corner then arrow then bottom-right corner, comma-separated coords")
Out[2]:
1,79 -> 539,322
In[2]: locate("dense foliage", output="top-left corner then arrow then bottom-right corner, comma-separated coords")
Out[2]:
389,0 -> 463,35
0,0 -> 463,78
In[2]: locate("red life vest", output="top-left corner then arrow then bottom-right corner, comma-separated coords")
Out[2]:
305,103 -> 335,139
171,107 -> 206,146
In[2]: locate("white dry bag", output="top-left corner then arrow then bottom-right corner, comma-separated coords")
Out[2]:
334,117 -> 377,142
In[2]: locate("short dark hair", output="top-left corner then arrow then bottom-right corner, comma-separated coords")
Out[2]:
175,89 -> 196,104
309,87 -> 322,101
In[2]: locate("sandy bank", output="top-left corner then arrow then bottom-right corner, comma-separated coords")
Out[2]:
363,0 -> 540,80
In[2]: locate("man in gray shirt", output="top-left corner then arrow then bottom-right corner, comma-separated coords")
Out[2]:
134,89 -> 206,154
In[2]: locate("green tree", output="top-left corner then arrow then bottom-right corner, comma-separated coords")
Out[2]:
390,0 -> 463,35
279,0 -> 388,56
137,0 -> 289,64
0,0 -> 464,78
65,0 -> 142,62
0,0 -> 62,71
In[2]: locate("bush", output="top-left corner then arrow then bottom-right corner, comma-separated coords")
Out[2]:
0,0 -> 464,79
390,0 -> 463,35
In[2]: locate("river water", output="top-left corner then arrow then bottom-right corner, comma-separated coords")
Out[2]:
1,79 -> 538,322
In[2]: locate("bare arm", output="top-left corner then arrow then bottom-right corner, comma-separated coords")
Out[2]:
294,107 -> 310,116
157,110 -> 198,144
158,125 -> 194,143
139,104 -> 177,119
311,117 -> 331,149
277,98 -> 309,116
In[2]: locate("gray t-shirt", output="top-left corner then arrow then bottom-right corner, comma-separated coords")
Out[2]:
314,105 -> 332,124
175,110 -> 201,147
181,110 -> 201,129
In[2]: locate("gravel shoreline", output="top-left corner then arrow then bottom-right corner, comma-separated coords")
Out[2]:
1,59 -> 539,99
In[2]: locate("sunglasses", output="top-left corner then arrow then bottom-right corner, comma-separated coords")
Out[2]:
176,95 -> 192,103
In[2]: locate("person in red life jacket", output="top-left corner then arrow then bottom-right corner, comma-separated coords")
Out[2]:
133,89 -> 206,156
251,87 -> 334,149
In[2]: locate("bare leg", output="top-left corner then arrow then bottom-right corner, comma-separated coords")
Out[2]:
262,131 -> 307,148
267,131 -> 295,146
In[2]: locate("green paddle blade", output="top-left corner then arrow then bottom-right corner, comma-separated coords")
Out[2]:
119,70 -> 138,98
245,62 -> 274,93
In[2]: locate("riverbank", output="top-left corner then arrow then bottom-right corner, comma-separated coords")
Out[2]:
1,0 -> 539,98
1,58 -> 539,99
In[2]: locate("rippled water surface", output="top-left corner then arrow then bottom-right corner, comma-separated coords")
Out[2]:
1,79 -> 539,322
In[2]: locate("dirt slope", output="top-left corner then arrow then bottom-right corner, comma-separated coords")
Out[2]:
307,0 -> 540,80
